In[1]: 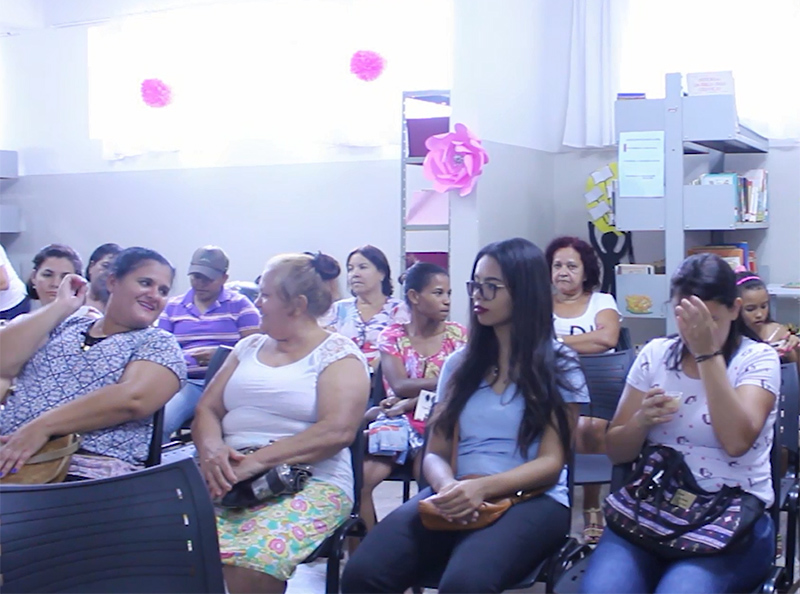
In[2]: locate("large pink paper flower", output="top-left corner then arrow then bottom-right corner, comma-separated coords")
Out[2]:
141,78 -> 172,108
350,50 -> 386,82
422,123 -> 489,197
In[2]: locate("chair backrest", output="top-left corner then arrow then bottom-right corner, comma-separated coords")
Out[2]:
0,458 -> 224,593
349,422 -> 366,516
779,363 -> 800,460
146,406 -> 165,467
616,327 -> 633,352
204,345 -> 234,388
369,362 -> 387,408
578,349 -> 636,421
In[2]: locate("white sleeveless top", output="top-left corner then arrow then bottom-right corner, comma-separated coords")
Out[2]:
0,245 -> 27,312
221,332 -> 369,499
553,292 -> 620,353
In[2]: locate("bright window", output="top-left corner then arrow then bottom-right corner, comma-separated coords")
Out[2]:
618,0 -> 800,141
88,0 -> 453,161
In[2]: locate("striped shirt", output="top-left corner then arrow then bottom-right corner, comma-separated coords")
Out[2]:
158,288 -> 261,377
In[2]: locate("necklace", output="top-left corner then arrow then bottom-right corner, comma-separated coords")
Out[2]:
81,325 -> 109,352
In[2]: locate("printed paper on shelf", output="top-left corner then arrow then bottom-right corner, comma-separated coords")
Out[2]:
589,201 -> 611,220
584,186 -> 604,204
592,166 -> 614,184
686,71 -> 735,96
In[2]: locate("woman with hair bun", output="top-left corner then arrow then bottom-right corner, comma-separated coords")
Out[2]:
192,252 -> 371,594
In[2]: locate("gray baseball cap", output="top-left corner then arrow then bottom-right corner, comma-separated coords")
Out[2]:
188,246 -> 229,280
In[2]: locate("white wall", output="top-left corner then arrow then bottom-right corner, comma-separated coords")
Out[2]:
0,160 -> 401,297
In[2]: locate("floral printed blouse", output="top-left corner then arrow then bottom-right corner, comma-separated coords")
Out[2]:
325,297 -> 409,365
377,321 -> 468,433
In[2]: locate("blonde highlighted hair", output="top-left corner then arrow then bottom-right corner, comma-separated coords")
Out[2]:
263,252 -> 340,318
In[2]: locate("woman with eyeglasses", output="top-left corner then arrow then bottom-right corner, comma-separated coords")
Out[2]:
325,245 -> 408,370
342,238 -> 588,594
546,236 -> 621,544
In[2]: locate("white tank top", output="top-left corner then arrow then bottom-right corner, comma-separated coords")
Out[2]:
221,332 -> 368,500
0,245 -> 27,312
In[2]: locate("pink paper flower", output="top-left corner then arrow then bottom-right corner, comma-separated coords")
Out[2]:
422,123 -> 489,197
350,50 -> 386,82
141,78 -> 172,108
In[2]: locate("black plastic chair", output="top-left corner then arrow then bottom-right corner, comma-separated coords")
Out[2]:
0,458 -> 224,593
173,345 -> 234,444
146,406 -> 166,467
778,362 -> 800,586
574,350 -> 636,488
301,425 -> 368,593
616,327 -> 633,352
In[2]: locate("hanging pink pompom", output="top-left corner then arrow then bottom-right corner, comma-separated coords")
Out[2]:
140,78 -> 172,108
350,50 -> 386,82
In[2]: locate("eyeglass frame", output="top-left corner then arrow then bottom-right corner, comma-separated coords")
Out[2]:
466,280 -> 507,301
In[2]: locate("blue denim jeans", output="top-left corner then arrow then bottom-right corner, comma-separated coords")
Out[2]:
579,513 -> 775,593
162,379 -> 205,442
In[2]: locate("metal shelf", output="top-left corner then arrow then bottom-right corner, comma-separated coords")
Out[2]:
400,90 -> 452,273
403,224 -> 449,232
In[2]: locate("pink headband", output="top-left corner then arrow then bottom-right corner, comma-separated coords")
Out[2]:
736,275 -> 761,286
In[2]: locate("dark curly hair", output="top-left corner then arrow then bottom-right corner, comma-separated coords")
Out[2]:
545,236 -> 601,293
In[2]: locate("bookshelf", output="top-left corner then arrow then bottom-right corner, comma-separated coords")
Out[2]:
614,73 -> 769,332
400,90 -> 451,273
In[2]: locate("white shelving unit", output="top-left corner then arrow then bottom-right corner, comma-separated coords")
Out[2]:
614,73 -> 769,332
400,90 -> 451,274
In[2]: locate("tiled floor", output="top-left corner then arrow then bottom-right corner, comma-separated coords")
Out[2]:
286,481 -> 593,594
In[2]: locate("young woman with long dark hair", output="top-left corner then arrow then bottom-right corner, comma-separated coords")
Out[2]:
342,238 -> 588,593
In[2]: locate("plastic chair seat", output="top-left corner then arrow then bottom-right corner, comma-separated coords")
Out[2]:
574,453 -> 614,486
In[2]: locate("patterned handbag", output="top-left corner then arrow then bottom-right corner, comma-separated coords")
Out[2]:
604,445 -> 765,559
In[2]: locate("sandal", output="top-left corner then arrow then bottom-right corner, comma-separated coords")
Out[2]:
583,508 -> 605,545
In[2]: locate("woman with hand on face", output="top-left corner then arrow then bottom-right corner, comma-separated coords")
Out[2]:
546,236 -> 621,544
0,247 -> 186,480
325,245 -> 408,370
342,238 -> 588,594
580,254 -> 780,594
359,262 -> 467,532
736,269 -> 799,369
191,253 -> 370,594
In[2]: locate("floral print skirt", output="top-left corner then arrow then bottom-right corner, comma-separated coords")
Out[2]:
216,478 -> 351,581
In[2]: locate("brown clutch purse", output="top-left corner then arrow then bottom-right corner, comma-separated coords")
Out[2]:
418,423 -> 546,531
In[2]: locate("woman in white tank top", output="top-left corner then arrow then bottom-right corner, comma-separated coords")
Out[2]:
192,252 -> 371,594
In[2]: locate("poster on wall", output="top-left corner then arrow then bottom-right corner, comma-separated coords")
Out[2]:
618,131 -> 665,198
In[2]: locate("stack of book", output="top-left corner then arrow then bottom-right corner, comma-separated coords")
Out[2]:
617,92 -> 646,101
692,169 -> 768,223
687,242 -> 756,272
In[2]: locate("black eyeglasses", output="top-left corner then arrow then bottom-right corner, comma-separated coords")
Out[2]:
466,280 -> 506,301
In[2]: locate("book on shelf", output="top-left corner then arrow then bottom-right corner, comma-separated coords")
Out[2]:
617,92 -> 646,100
616,264 -> 654,275
692,170 -> 768,223
687,245 -> 747,271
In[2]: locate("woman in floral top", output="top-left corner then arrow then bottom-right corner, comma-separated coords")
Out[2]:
325,245 -> 408,369
360,262 -> 467,531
